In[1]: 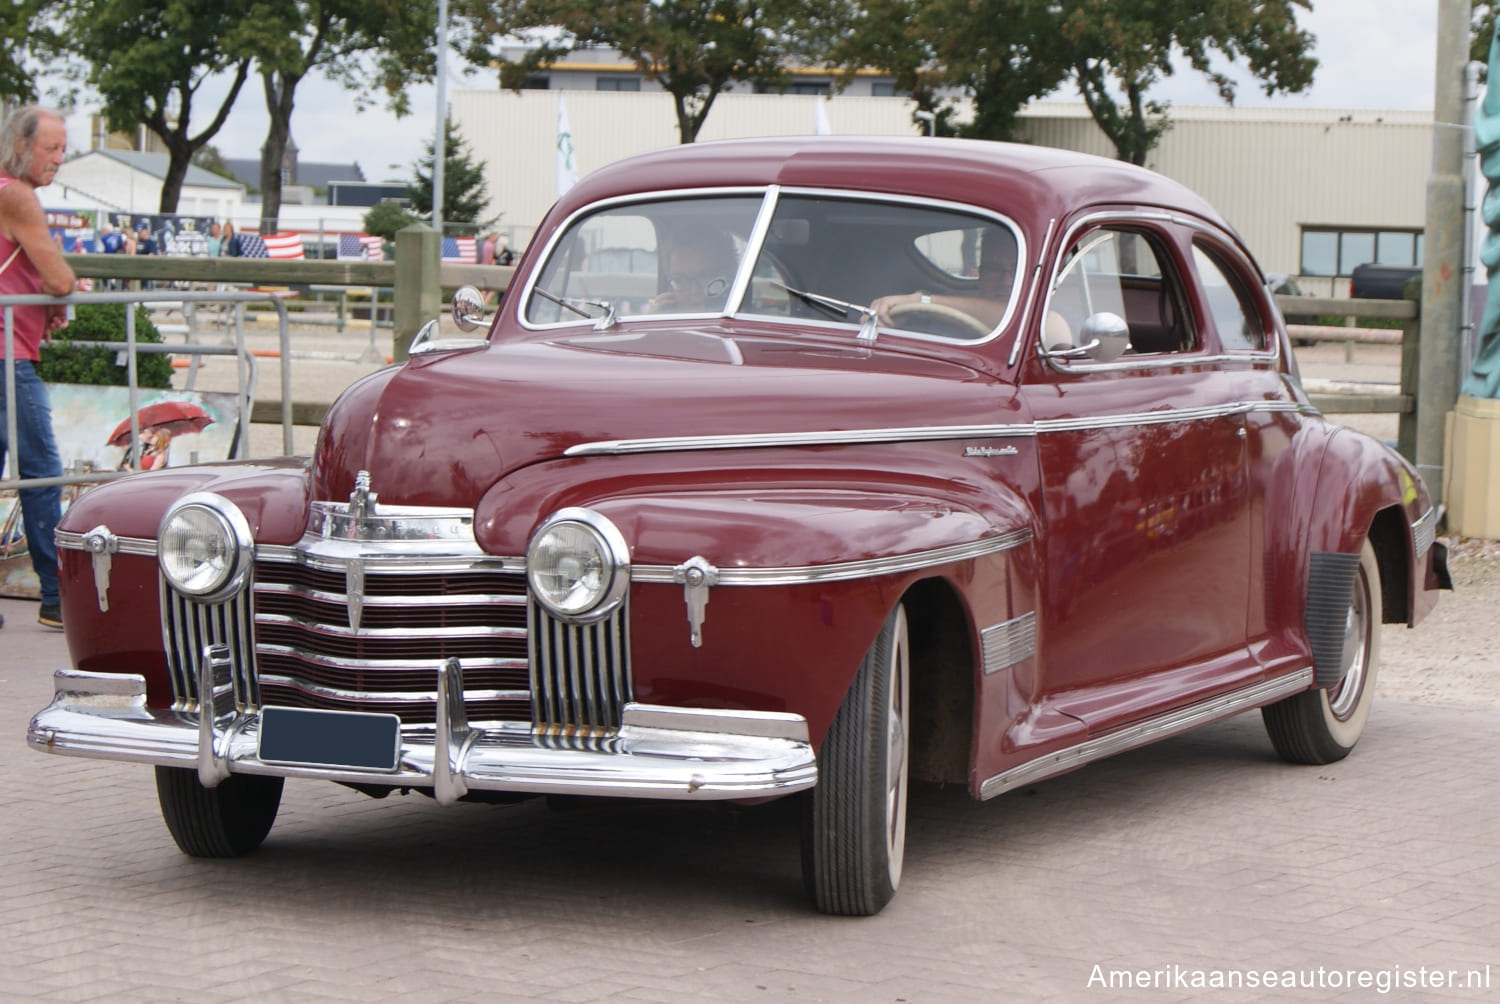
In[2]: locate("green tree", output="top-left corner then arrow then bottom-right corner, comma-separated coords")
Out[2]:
407,119 -> 491,234
1059,0 -> 1317,165
362,200 -> 418,241
0,2 -> 60,103
240,0 -> 440,228
823,0 -> 1069,141
191,143 -> 240,183
466,0 -> 830,143
49,0 -> 254,211
1474,1 -> 1496,70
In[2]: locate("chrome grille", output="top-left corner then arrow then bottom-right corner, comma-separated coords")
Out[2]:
162,581 -> 256,711
529,599 -> 633,736
250,556 -> 531,724
162,546 -> 634,732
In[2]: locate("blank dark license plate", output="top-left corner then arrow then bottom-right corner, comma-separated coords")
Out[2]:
258,707 -> 401,771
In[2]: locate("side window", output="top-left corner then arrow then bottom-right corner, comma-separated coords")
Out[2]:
1192,244 -> 1267,352
1046,228 -> 1193,355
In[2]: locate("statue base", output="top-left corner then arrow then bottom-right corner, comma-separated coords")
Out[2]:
1445,395 -> 1500,539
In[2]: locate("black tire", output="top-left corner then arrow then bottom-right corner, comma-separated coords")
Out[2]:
154,766 -> 283,857
1263,539 -> 1382,764
801,604 -> 910,916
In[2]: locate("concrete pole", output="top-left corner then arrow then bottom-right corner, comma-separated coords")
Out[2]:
1416,0 -> 1470,504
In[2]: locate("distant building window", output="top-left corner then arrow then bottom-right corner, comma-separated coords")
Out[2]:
522,75 -> 550,90
757,81 -> 830,95
871,82 -> 907,98
596,76 -> 641,91
1299,227 -> 1423,277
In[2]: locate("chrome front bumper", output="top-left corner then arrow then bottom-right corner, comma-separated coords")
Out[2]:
27,665 -> 817,804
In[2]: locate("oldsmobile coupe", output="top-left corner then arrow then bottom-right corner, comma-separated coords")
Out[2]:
30,137 -> 1450,915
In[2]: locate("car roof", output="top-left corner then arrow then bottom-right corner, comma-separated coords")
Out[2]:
554,136 -> 1234,240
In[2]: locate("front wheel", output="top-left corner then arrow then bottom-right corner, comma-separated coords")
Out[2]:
801,604 -> 910,916
155,766 -> 283,857
1262,539 -> 1382,764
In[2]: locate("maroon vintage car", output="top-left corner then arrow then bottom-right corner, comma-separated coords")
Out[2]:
30,137 -> 1450,915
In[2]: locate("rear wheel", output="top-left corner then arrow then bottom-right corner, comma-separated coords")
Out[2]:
155,766 -> 283,857
1263,539 -> 1381,764
801,604 -> 910,916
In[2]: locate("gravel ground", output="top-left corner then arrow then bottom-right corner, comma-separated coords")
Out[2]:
1379,536 -> 1500,709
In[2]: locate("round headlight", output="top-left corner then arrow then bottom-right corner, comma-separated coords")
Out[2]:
527,509 -> 630,620
159,495 -> 253,601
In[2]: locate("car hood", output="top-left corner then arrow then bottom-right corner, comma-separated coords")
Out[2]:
312,324 -> 1012,506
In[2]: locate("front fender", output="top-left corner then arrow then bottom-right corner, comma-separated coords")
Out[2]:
476,452 -> 1035,745
55,459 -> 313,707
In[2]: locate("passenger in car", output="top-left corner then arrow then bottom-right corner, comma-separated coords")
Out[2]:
645,227 -> 740,314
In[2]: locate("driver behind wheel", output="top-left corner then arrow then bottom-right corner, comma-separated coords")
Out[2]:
645,226 -> 739,314
872,229 -> 1017,332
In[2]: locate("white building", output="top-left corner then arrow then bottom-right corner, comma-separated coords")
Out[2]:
451,86 -> 1431,294
45,150 -> 246,222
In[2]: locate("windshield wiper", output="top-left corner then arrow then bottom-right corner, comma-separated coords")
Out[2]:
771,281 -> 881,344
532,287 -> 618,330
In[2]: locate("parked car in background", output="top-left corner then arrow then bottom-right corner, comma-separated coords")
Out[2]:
29,138 -> 1451,916
1350,262 -> 1421,299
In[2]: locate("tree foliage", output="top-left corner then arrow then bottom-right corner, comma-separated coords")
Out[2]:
237,0 -> 440,228
0,1 -> 60,104
465,0 -> 832,143
1058,0 -> 1317,165
407,119 -> 491,234
823,0 -> 1069,141
1475,1 -> 1497,70
362,200 -> 419,241
46,0 -> 254,211
38,304 -> 173,387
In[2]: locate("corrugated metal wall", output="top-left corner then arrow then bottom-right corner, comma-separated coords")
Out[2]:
452,89 -> 1432,277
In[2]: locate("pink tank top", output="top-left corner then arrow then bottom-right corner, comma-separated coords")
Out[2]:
0,174 -> 49,362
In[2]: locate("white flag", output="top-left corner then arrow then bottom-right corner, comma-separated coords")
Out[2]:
556,95 -> 579,196
814,96 -> 832,136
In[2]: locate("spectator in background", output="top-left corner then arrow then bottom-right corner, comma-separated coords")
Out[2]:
0,104 -> 77,630
98,221 -> 124,254
496,240 -> 514,266
205,221 -> 223,257
480,232 -> 496,266
134,225 -> 156,256
223,221 -> 239,256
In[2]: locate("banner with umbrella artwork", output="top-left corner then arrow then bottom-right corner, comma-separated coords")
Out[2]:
0,386 -> 241,598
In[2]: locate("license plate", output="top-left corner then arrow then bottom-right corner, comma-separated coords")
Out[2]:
257,707 -> 401,772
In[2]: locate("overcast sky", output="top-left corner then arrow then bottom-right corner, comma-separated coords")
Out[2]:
62,0 -> 1452,184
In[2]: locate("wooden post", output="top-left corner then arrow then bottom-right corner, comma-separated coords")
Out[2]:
393,222 -> 440,361
1398,275 -> 1422,464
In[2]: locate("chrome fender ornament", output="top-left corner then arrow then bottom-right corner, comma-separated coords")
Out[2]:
672,555 -> 720,648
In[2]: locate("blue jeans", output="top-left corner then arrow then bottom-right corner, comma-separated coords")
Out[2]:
0,359 -> 62,606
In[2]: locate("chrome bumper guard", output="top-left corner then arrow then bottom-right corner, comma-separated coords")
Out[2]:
27,661 -> 817,804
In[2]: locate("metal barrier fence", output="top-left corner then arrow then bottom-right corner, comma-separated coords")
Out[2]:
3,288 -> 294,497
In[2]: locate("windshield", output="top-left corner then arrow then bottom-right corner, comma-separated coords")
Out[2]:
523,190 -> 1021,342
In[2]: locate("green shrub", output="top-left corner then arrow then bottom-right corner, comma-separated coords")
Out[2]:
36,303 -> 174,387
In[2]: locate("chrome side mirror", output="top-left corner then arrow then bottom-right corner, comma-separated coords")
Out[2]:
1048,311 -> 1131,364
1077,312 -> 1130,363
451,285 -> 489,332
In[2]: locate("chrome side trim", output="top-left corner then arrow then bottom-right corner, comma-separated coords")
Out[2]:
56,529 -> 156,556
978,668 -> 1314,800
981,612 -> 1037,674
1413,506 -> 1436,559
634,527 -> 1033,587
565,422 -> 1037,457
567,400 -> 1295,457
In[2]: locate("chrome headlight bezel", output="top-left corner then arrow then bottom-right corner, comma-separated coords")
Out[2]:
526,508 -> 631,622
157,492 -> 255,602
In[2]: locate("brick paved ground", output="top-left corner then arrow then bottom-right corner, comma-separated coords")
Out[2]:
3,598 -> 1496,1003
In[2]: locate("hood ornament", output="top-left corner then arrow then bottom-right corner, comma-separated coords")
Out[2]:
349,471 -> 378,520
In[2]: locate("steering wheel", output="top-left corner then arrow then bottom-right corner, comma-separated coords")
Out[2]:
887,300 -> 991,339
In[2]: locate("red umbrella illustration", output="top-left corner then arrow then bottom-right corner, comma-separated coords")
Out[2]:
108,400 -> 215,470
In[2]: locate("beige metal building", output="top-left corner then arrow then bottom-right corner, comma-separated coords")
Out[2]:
452,88 -> 1430,292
